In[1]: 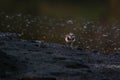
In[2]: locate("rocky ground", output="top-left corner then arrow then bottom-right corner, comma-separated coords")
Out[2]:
0,36 -> 120,80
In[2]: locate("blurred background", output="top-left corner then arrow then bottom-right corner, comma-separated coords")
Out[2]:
0,0 -> 120,53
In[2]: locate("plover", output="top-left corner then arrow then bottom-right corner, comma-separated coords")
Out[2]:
65,33 -> 76,48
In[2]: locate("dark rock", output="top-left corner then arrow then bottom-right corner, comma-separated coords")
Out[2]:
21,60 -> 27,64
24,53 -> 28,55
40,44 -> 48,48
65,62 -> 89,69
0,50 -> 26,78
50,72 -> 65,76
92,50 -> 99,53
102,78 -> 109,80
50,71 -> 80,76
28,49 -> 40,52
52,57 -> 66,61
19,77 -> 56,80
25,57 -> 30,61
38,42 -> 48,48
46,51 -> 54,54
0,42 -> 5,46
76,47 -> 83,50
97,60 -> 103,63
27,40 -> 37,43
0,35 -> 120,80
86,69 -> 93,73
34,44 -> 39,47
0,50 -> 17,77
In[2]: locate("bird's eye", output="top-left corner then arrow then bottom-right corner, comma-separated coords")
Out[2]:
67,37 -> 71,40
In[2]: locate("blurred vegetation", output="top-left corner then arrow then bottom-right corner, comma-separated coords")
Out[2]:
0,0 -> 120,20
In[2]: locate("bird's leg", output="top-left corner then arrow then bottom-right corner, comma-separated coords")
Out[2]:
70,42 -> 73,48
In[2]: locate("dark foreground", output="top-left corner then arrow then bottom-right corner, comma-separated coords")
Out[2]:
0,38 -> 120,80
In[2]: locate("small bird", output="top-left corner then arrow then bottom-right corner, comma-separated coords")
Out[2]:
65,33 -> 76,48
